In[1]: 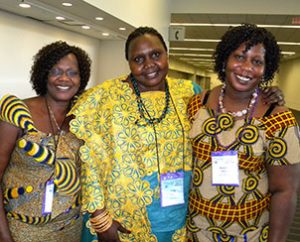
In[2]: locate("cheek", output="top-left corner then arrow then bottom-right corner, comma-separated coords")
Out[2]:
129,65 -> 142,75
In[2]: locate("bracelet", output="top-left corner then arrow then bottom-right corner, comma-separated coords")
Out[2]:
90,210 -> 113,233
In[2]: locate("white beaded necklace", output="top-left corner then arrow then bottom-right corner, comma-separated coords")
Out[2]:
218,83 -> 258,117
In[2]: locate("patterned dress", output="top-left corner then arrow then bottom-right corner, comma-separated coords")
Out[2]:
70,76 -> 198,242
0,95 -> 82,242
187,94 -> 300,242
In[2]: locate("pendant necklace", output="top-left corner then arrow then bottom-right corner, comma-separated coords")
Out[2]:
45,97 -> 66,149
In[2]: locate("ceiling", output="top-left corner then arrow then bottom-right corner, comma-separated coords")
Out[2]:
1,0 -> 299,72
169,13 -> 300,72
0,0 -> 135,40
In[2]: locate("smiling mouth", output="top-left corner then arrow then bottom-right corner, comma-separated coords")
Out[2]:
144,71 -> 158,79
57,85 -> 71,91
236,74 -> 251,83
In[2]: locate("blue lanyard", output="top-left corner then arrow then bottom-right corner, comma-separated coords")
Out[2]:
217,234 -> 247,242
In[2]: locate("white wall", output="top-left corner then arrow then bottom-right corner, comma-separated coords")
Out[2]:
0,10 -> 100,99
279,58 -> 300,110
97,40 -> 130,81
84,0 -> 171,43
170,0 -> 300,14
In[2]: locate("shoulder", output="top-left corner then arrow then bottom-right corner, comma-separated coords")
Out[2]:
70,75 -> 128,116
0,94 -> 36,132
167,77 -> 195,98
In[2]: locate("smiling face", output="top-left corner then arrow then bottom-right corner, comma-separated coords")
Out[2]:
127,34 -> 169,92
46,53 -> 80,103
225,42 -> 266,93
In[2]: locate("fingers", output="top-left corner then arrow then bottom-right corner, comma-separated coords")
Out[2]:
262,86 -> 285,106
116,221 -> 131,234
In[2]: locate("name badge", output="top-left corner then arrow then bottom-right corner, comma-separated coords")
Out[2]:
211,151 -> 239,186
42,179 -> 54,215
160,171 -> 184,207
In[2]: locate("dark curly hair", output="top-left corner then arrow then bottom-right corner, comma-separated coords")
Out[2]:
125,26 -> 168,60
214,23 -> 281,86
30,41 -> 91,96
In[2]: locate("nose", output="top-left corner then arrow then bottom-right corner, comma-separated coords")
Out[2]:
144,57 -> 154,69
241,60 -> 253,71
59,72 -> 70,79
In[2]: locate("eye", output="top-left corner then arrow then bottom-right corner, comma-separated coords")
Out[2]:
252,59 -> 264,66
234,54 -> 244,61
49,68 -> 62,77
134,56 -> 144,64
151,52 -> 160,60
66,69 -> 79,77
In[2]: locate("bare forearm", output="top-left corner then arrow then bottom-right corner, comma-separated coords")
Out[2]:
0,188 -> 14,242
268,190 -> 297,242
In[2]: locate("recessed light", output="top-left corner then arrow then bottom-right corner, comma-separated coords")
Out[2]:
62,2 -> 72,7
102,33 -> 109,36
56,16 -> 66,21
95,17 -> 104,21
19,3 -> 31,8
119,27 -> 126,31
82,25 -> 90,30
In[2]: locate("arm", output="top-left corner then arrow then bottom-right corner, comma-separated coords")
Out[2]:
0,121 -> 20,242
267,163 -> 300,242
90,208 -> 131,242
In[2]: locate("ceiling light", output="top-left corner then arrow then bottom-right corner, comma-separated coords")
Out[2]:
170,47 -> 214,52
281,51 -> 296,55
170,22 -> 300,29
184,39 -> 220,43
62,2 -> 73,7
19,1 -> 31,8
278,42 -> 300,46
119,27 -> 126,31
102,33 -> 109,36
169,53 -> 212,57
82,25 -> 90,30
56,16 -> 66,21
95,17 -> 104,21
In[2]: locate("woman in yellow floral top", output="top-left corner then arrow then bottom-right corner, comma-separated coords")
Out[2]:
71,26 -> 201,242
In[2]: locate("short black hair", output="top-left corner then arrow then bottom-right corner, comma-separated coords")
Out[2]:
125,26 -> 168,60
30,41 -> 91,96
214,23 -> 281,86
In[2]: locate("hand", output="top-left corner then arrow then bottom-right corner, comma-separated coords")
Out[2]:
262,86 -> 285,106
97,220 -> 131,242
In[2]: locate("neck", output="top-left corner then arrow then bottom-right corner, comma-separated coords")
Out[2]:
44,95 -> 70,114
218,83 -> 258,118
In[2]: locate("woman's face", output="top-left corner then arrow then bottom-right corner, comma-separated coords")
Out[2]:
46,53 -> 81,102
225,42 -> 266,92
127,34 -> 169,92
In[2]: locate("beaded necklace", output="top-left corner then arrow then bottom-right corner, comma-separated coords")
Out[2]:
218,83 -> 258,118
131,76 -> 170,126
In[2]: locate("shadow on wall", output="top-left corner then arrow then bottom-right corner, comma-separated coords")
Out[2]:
291,109 -> 300,125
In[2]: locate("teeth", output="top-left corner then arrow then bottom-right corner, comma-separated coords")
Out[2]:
57,86 -> 69,90
236,74 -> 251,82
146,72 -> 157,78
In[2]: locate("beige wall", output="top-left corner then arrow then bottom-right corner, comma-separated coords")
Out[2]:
84,0 -> 171,42
0,10 -> 100,99
170,0 -> 300,14
279,58 -> 300,110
